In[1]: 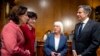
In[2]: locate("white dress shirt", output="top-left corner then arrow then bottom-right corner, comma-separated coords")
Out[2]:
82,17 -> 89,30
55,37 -> 60,51
43,34 -> 47,41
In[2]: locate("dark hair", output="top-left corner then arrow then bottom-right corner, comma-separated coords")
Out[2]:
27,11 -> 37,20
78,5 -> 92,16
45,30 -> 51,34
9,5 -> 27,24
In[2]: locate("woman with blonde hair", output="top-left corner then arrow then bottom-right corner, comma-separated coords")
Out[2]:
44,21 -> 68,56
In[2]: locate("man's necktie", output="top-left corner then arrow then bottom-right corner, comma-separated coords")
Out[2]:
77,23 -> 83,37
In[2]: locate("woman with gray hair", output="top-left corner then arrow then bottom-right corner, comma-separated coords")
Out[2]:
44,21 -> 68,56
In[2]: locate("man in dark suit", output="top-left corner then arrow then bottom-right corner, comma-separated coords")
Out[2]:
72,5 -> 100,56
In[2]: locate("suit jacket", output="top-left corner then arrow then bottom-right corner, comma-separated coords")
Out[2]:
1,20 -> 26,56
72,19 -> 100,56
44,33 -> 67,56
20,24 -> 36,56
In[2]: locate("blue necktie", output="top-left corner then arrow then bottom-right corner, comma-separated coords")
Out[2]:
77,23 -> 83,37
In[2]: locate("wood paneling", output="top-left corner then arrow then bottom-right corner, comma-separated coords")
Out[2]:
37,41 -> 72,56
0,0 -> 6,32
0,0 -> 100,41
97,47 -> 100,56
37,41 -> 100,56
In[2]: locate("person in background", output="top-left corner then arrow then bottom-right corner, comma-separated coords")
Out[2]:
43,30 -> 52,41
68,30 -> 74,42
72,5 -> 100,56
1,5 -> 30,56
44,21 -> 67,56
20,11 -> 37,56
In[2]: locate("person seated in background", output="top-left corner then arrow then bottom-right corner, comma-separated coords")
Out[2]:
43,30 -> 52,41
20,11 -> 37,56
44,21 -> 68,56
68,30 -> 74,42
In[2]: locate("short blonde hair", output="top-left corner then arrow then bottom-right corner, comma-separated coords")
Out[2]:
54,21 -> 64,34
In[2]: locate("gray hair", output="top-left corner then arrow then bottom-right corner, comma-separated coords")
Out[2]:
78,5 -> 92,16
54,21 -> 64,34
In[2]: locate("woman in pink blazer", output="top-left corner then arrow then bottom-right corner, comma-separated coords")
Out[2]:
1,5 -> 30,56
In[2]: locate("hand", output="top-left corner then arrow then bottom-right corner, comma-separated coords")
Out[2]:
72,50 -> 77,56
24,50 -> 30,56
78,54 -> 82,56
57,53 -> 61,56
51,52 -> 56,56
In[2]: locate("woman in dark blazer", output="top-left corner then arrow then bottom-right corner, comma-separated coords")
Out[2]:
44,21 -> 67,56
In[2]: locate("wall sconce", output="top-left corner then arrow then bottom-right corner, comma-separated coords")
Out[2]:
40,0 -> 48,8
6,2 -> 10,17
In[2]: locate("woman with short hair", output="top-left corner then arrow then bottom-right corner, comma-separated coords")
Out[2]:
20,11 -> 37,56
44,21 -> 68,56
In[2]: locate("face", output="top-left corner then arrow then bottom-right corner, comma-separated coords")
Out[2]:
28,17 -> 36,27
77,8 -> 88,21
47,32 -> 51,34
53,25 -> 61,34
19,12 -> 29,24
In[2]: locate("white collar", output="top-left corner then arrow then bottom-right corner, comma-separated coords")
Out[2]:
82,17 -> 89,24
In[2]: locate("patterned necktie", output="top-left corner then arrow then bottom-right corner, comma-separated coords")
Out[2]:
77,23 -> 83,37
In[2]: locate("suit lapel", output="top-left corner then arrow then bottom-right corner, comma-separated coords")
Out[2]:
81,20 -> 91,35
57,34 -> 63,51
75,24 -> 80,39
51,34 -> 55,51
77,20 -> 91,40
17,26 -> 24,36
75,20 -> 91,40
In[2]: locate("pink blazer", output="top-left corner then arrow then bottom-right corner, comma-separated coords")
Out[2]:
1,20 -> 26,56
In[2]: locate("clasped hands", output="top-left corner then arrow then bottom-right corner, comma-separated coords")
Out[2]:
51,52 -> 61,56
